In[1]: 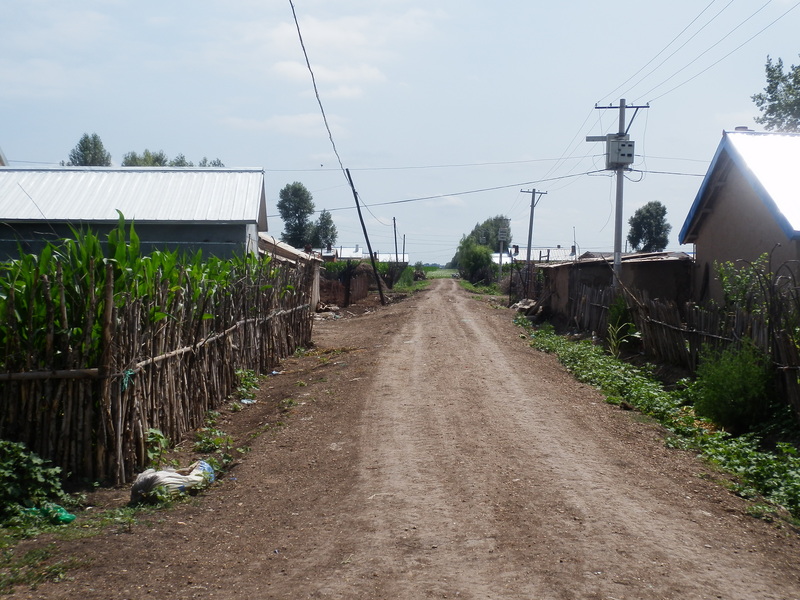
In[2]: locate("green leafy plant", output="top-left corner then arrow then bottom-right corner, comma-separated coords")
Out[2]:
0,441 -> 69,525
690,342 -> 775,434
193,427 -> 233,454
606,322 -> 636,359
234,369 -> 260,397
279,397 -> 298,413
145,429 -> 169,468
605,294 -> 638,358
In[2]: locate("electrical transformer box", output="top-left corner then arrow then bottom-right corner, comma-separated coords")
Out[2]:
606,139 -> 635,169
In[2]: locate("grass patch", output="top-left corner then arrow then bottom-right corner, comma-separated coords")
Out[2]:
0,543 -> 88,594
459,280 -> 500,295
426,268 -> 457,279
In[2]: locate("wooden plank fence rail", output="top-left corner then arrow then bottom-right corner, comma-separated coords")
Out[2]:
570,284 -> 800,418
0,256 -> 317,484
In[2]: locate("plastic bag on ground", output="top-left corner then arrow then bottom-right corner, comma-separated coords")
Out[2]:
130,460 -> 215,504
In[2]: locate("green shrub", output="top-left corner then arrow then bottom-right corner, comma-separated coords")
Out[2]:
0,441 -> 69,524
691,342 -> 775,434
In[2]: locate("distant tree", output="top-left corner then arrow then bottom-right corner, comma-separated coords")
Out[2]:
169,153 -> 193,167
309,209 -> 338,248
121,149 -> 169,166
449,215 -> 510,269
277,182 -> 316,248
198,157 -> 225,167
65,133 -> 111,166
752,55 -> 800,132
627,201 -> 671,252
121,150 -> 223,167
453,236 -> 494,283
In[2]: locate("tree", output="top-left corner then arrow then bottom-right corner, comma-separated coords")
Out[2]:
752,55 -> 800,132
309,209 -> 338,248
121,150 -> 224,167
198,157 -> 225,167
277,182 -> 316,248
449,215 -> 511,269
65,133 -> 111,166
169,154 -> 193,167
453,236 -> 494,283
121,149 -> 169,166
627,201 -> 671,252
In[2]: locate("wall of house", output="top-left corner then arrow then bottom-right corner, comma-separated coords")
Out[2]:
692,167 -> 800,303
0,222 -> 255,260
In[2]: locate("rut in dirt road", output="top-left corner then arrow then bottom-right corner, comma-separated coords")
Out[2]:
282,279 -> 800,600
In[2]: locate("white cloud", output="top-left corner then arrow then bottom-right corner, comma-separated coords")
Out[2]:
0,58 -> 97,99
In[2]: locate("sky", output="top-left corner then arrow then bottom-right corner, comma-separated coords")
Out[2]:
2,1 -> 799,265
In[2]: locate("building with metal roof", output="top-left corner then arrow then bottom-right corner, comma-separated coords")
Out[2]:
0,167 -> 268,259
679,130 -> 800,302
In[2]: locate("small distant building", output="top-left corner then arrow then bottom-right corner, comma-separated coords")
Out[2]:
0,167 -> 269,260
493,245 -> 572,265
333,244 -> 409,263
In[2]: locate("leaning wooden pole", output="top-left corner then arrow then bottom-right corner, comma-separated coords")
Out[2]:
346,168 -> 386,306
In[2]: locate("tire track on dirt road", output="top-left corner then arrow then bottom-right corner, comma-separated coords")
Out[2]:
323,279 -> 800,599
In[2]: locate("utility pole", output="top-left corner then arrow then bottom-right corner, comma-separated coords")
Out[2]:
497,219 -> 509,284
586,98 -> 648,288
393,217 -> 399,263
520,189 -> 547,297
346,168 -> 386,305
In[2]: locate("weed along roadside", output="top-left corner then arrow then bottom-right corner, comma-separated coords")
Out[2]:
519,317 -> 800,523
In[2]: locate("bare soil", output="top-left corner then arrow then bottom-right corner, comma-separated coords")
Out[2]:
9,278 -> 800,599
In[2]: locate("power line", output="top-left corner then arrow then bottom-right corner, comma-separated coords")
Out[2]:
325,170 -> 606,213
263,155 -> 587,173
647,1 -> 800,102
598,0 -> 720,104
288,0 -> 345,177
629,169 -> 705,177
620,0 -> 738,101
288,0 -> 389,227
637,0 -> 779,102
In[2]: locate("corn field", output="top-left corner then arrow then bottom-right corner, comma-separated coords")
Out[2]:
0,219 -> 316,483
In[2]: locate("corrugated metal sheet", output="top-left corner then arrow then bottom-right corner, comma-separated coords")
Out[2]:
727,131 -> 800,231
680,130 -> 800,243
0,167 -> 267,227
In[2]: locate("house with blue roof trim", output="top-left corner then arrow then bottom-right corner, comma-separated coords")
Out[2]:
679,129 -> 800,303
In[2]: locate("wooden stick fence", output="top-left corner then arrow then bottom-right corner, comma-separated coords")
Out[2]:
570,283 -> 800,418
0,257 -> 317,484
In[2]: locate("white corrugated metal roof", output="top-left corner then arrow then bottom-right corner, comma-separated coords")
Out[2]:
726,131 -> 800,230
0,167 -> 267,228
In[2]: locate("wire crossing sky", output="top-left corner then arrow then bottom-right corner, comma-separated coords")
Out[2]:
1,1 -> 798,263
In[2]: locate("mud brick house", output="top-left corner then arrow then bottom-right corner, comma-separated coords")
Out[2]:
0,167 -> 268,260
679,130 -> 800,303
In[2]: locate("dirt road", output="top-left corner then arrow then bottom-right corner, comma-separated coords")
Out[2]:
13,278 -> 800,599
